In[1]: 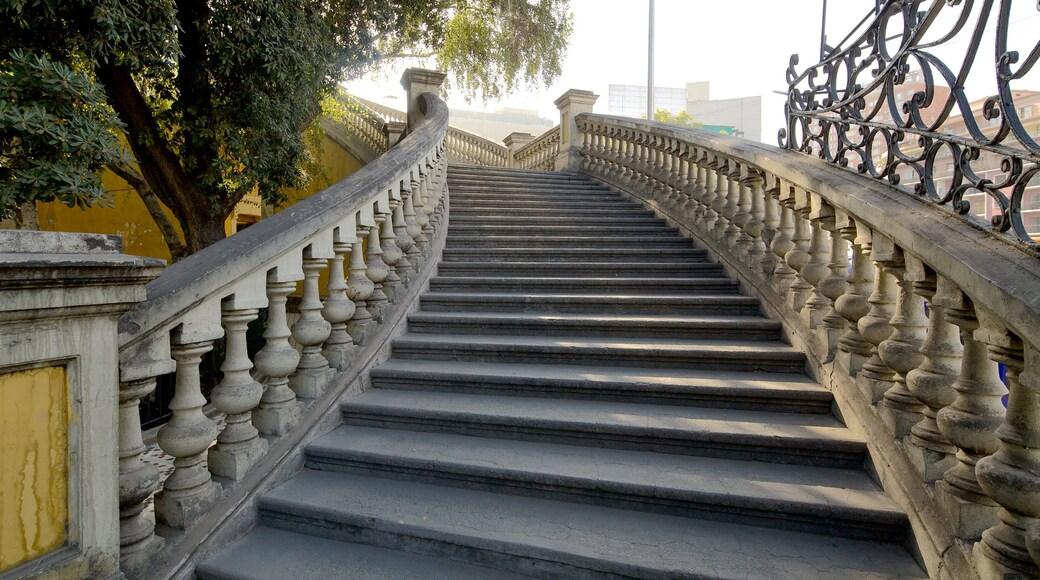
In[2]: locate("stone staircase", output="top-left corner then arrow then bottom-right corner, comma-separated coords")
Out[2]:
196,166 -> 927,579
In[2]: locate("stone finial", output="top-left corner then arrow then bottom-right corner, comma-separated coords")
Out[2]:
400,68 -> 447,131
553,89 -> 599,172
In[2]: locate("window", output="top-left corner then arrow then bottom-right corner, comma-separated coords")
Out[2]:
1025,214 -> 1040,234
1025,193 -> 1040,211
1021,105 -> 1032,118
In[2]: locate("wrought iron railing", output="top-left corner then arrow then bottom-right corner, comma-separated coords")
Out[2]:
781,0 -> 1040,248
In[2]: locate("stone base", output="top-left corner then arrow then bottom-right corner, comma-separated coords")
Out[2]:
856,374 -> 892,404
290,367 -> 336,399
207,436 -> 269,481
973,538 -> 1040,580
119,534 -> 164,580
902,439 -> 956,482
878,402 -> 920,438
935,480 -> 1000,540
153,480 -> 219,530
834,350 -> 867,379
323,344 -> 358,371
253,401 -> 302,438
347,319 -> 376,346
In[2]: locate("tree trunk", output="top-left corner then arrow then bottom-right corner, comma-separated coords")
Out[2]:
181,209 -> 229,254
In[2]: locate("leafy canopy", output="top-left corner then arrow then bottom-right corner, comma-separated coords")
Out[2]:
654,108 -> 702,128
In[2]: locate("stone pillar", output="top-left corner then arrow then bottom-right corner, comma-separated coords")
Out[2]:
503,132 -> 534,167
383,120 -> 407,148
554,88 -> 599,172
1,231 -> 162,580
400,68 -> 447,133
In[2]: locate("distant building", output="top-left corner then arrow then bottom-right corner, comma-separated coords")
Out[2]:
446,107 -> 555,142
607,81 -> 762,142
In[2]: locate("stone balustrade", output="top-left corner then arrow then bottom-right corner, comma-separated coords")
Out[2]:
109,70 -> 451,578
512,125 -> 561,171
572,112 -> 1040,580
444,127 -> 510,167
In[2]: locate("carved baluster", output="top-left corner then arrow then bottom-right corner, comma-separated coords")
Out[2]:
743,168 -> 766,269
721,162 -> 742,247
291,246 -> 334,399
731,165 -> 753,261
154,333 -> 220,529
770,184 -> 797,294
394,181 -> 419,275
322,227 -> 358,370
253,276 -> 302,437
783,189 -> 811,312
365,211 -> 390,316
901,261 -> 959,481
408,169 -> 429,254
419,165 -> 435,242
856,245 -> 899,404
801,212 -> 833,332
381,196 -> 406,296
117,376 -> 165,569
876,244 -> 927,438
760,176 -> 782,277
711,159 -> 732,241
701,155 -> 721,234
207,301 -> 269,484
834,219 -> 874,376
973,326 -> 1040,579
681,147 -> 700,219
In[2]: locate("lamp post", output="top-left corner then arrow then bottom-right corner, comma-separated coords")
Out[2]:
647,0 -> 655,121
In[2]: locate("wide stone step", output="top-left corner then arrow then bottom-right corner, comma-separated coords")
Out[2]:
445,235 -> 694,248
341,389 -> 865,467
258,472 -> 925,580
419,292 -> 759,315
429,275 -> 737,294
450,199 -> 632,209
449,165 -> 585,181
450,207 -> 650,217
389,333 -> 805,373
448,177 -> 597,188
450,193 -> 623,203
195,527 -> 529,580
449,215 -> 665,225
435,261 -> 725,278
441,247 -> 709,263
370,360 -> 832,413
406,311 -> 780,340
303,427 -> 907,541
446,224 -> 681,236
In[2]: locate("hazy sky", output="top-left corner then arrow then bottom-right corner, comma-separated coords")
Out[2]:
348,0 -> 1040,144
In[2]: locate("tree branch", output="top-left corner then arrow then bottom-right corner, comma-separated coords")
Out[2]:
108,158 -> 188,261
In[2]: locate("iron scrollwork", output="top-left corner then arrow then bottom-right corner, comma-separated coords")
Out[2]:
781,0 -> 1040,248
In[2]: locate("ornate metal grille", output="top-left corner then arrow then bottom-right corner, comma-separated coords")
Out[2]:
781,0 -> 1040,248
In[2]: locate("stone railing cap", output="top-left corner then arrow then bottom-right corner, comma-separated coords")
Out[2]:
503,132 -> 535,147
0,230 -> 124,254
401,68 -> 447,90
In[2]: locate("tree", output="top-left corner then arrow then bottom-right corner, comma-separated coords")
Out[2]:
1,0 -> 572,257
654,108 -> 702,129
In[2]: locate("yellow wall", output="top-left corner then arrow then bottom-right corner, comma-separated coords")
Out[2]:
0,367 -> 68,573
32,134 -> 363,262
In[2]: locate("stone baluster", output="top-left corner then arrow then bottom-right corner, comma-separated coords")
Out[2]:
409,169 -> 429,254
381,194 -> 406,297
760,177 -> 783,278
742,168 -> 766,269
621,131 -> 636,183
154,328 -> 220,529
681,147 -> 700,220
876,242 -> 927,438
783,188 -> 812,312
666,141 -> 685,210
770,182 -> 797,294
117,368 -> 166,570
721,162 -> 742,248
818,209 -> 850,350
901,258 -> 959,481
973,324 -> 1040,579
253,272 -> 303,437
801,195 -> 833,334
346,221 -> 376,344
394,180 -> 420,274
927,280 -> 1005,541
710,158 -> 731,241
834,218 -> 874,376
856,243 -> 899,404
322,223 -> 359,370
701,155 -> 721,234
418,165 -> 435,242
731,165 -> 753,261
290,245 -> 334,399
365,207 -> 391,317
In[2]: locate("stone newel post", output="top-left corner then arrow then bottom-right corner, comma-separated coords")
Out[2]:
554,89 -> 599,172
400,68 -> 447,133
503,132 -> 534,167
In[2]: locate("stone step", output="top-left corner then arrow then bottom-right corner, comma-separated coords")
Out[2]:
195,527 -> 530,580
406,311 -> 781,340
257,472 -> 925,579
450,193 -> 624,203
450,206 -> 651,217
429,276 -> 737,294
446,224 -> 681,236
389,333 -> 805,373
450,199 -> 632,209
303,427 -> 907,542
449,165 -> 585,181
441,247 -> 709,263
341,389 -> 865,467
419,292 -> 759,315
370,359 -> 833,413
448,176 -> 596,188
444,235 -> 693,248
448,215 -> 666,225
435,261 -> 726,278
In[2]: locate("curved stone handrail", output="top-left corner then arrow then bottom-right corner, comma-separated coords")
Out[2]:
575,111 -> 1040,580
513,125 -> 561,170
113,86 -> 451,578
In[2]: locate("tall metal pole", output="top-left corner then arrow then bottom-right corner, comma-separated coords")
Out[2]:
820,0 -> 828,61
647,0 -> 655,120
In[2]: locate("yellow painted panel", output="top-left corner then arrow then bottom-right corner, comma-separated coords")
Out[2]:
0,367 -> 68,573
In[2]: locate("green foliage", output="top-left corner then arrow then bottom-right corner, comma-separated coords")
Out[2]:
1,0 -> 573,251
0,49 -> 127,218
654,108 -> 703,128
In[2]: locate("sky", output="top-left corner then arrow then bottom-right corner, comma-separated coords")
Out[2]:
347,0 -> 1040,144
